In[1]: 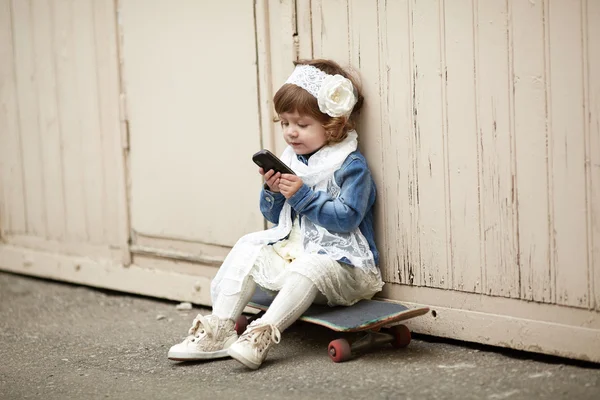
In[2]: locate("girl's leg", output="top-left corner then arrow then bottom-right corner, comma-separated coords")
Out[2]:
212,275 -> 257,321
168,271 -> 257,361
228,271 -> 320,369
259,272 -> 318,331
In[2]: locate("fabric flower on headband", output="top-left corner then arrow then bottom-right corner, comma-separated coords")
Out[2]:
285,65 -> 357,118
317,75 -> 357,117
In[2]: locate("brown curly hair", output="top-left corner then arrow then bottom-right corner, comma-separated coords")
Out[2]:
273,59 -> 364,145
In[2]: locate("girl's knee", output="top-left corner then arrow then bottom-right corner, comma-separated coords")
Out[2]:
285,271 -> 313,286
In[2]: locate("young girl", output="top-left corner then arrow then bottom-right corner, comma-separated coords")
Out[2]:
168,59 -> 384,369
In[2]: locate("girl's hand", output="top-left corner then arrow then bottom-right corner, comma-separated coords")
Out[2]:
259,168 -> 281,193
279,174 -> 303,199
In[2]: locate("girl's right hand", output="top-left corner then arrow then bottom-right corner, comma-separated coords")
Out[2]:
259,168 -> 281,193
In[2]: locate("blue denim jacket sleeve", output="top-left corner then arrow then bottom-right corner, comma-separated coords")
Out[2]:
286,155 -> 373,233
259,187 -> 286,224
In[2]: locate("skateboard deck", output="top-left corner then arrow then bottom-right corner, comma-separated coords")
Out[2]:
248,288 -> 430,333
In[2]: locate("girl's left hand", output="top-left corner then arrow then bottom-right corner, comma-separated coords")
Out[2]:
279,174 -> 303,199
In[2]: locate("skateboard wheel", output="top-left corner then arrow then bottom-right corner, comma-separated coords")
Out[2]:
235,315 -> 248,336
390,324 -> 411,348
328,339 -> 352,363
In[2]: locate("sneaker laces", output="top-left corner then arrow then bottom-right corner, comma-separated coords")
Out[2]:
187,314 -> 215,341
238,322 -> 281,351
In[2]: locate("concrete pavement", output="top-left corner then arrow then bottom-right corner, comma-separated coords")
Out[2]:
1,271 -> 598,400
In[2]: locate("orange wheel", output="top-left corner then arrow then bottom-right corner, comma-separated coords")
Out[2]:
328,338 -> 352,363
234,315 -> 248,336
390,325 -> 411,348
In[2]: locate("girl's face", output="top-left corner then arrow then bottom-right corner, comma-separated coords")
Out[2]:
279,111 -> 327,155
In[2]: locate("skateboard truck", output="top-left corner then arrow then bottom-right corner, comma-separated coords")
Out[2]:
327,325 -> 411,363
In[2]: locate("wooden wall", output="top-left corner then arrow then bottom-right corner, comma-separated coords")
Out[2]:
0,0 -> 127,262
287,0 -> 600,310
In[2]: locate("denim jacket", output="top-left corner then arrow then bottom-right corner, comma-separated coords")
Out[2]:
259,150 -> 379,266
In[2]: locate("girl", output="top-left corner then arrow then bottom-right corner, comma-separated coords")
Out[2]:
168,59 -> 384,369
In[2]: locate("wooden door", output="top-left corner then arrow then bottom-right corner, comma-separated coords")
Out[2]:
117,0 -> 266,303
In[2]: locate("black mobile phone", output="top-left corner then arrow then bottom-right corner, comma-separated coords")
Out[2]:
252,149 -> 296,175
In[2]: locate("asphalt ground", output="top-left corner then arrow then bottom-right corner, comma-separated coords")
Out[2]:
1,271 -> 599,400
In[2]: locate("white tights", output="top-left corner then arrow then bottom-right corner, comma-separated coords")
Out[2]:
212,271 -> 319,332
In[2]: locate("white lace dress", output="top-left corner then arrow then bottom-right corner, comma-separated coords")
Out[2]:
249,217 -> 384,306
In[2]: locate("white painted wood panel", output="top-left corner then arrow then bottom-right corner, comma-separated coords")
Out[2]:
1,0 -> 127,251
11,0 -> 46,237
587,0 -> 600,311
0,0 -> 27,236
376,0 -> 415,285
72,0 -> 106,244
296,0 -> 313,60
119,0 -> 264,247
255,0 -> 275,163
265,0 -> 297,156
312,0 -> 350,64
475,0 -> 519,297
302,0 -> 597,311
92,0 -> 129,249
410,0 -> 449,289
547,0 -> 589,308
443,0 -> 482,293
30,0 -> 66,241
511,0 -> 553,303
53,0 -> 89,241
347,0 -> 392,283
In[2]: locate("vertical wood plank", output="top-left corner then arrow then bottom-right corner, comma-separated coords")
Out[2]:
348,0 -> 390,281
348,0 -> 382,165
31,0 -> 66,240
377,0 -> 416,285
11,0 -> 47,237
93,0 -> 127,247
585,0 -> 600,310
411,0 -> 449,288
397,0 -> 422,287
511,0 -> 552,303
476,0 -> 519,297
72,0 -> 106,244
296,0 -> 313,60
0,0 -> 27,235
53,0 -> 88,240
548,0 -> 588,308
542,0 -> 556,304
444,0 -> 482,293
440,0 -> 453,290
311,0 -> 350,63
255,0 -> 276,162
267,0 -> 296,155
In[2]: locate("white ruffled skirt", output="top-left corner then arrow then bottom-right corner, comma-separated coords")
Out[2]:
249,218 -> 384,306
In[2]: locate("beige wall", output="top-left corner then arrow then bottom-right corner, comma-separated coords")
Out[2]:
1,0 -> 599,362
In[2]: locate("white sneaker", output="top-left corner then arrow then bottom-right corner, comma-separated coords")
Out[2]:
168,314 -> 237,361
227,321 -> 281,370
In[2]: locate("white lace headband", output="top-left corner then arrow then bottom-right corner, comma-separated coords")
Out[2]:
284,64 -> 357,118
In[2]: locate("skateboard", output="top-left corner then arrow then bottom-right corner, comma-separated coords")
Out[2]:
235,288 -> 430,363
